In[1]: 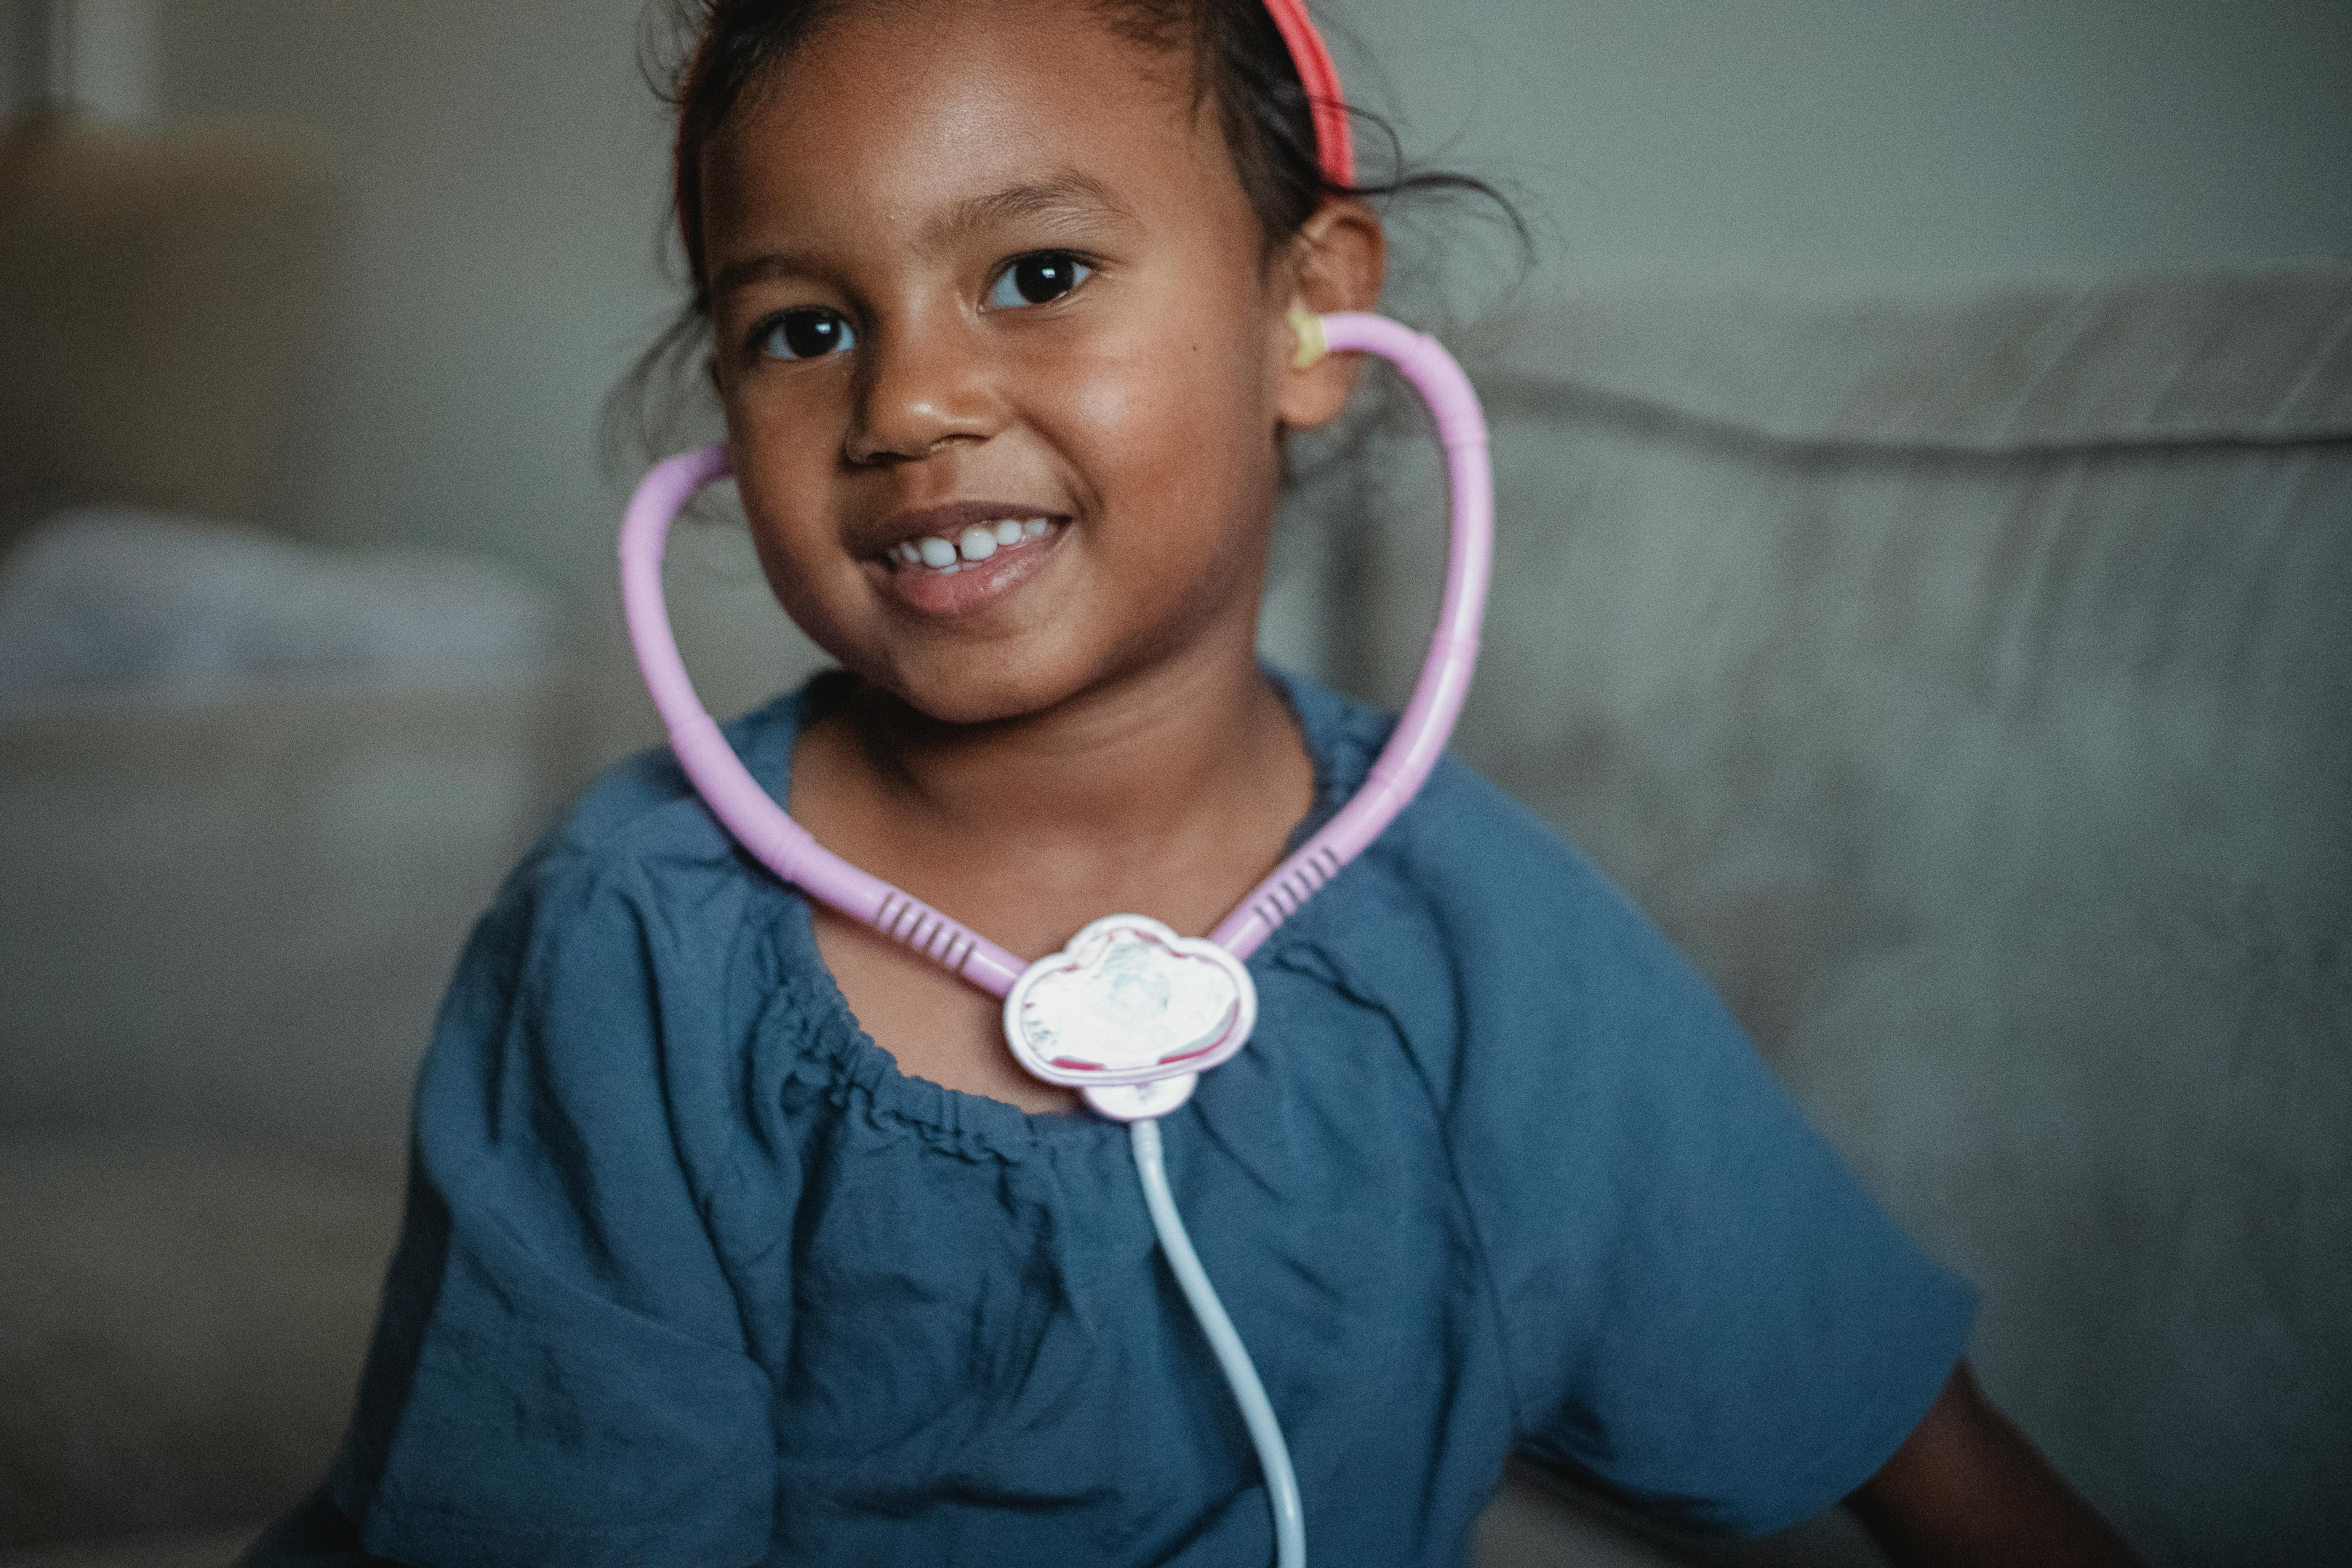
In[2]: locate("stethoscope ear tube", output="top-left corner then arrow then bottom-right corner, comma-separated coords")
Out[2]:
618,445 -> 1029,994
1209,312 -> 1492,960
618,312 -> 1492,978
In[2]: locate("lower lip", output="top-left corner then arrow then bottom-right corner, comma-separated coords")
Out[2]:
875,529 -> 1063,617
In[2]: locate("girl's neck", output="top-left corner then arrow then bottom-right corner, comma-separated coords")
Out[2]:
790,623 -> 1315,953
857,649 -> 1281,833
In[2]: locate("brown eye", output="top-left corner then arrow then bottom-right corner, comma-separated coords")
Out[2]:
988,252 -> 1091,309
758,308 -> 856,361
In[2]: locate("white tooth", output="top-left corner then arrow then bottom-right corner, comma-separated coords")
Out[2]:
897,541 -> 922,564
917,537 -> 958,568
993,519 -> 1024,546
1023,517 -> 1049,537
958,526 -> 998,562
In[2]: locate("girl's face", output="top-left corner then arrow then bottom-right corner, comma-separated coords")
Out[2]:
700,0 -> 1362,725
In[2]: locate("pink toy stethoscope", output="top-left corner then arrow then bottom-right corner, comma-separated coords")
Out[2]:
622,312 -> 1488,1104
621,309 -> 1488,1568
628,10 -> 1484,1563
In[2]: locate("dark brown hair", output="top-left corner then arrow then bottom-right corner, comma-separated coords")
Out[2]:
613,0 -> 1525,463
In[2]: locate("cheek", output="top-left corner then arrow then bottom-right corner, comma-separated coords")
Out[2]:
728,415 -> 870,646
726,371 -> 846,499
1049,312 -> 1279,530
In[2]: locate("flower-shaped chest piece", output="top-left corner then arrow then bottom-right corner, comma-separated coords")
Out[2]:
1003,915 -> 1258,1121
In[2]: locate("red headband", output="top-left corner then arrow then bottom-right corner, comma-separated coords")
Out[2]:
1261,0 -> 1354,188
674,1 -> 1354,278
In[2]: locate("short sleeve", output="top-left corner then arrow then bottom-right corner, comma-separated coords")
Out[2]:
328,851 -> 774,1568
1351,766 -> 1976,1536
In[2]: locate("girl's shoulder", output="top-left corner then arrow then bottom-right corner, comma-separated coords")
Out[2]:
1277,668 -> 1659,974
1277,671 -> 1737,1093
438,688 -> 825,1068
417,687 -> 842,1194
530,685 -> 813,878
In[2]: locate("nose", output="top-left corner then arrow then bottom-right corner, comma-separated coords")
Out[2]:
844,315 -> 1001,466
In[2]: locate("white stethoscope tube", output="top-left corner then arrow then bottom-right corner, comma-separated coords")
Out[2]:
1131,1117 -> 1307,1568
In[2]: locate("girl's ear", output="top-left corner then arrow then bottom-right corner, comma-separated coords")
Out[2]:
1274,198 -> 1386,430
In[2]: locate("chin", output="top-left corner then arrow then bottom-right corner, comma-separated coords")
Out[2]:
875,651 -> 1084,729
900,685 -> 1048,727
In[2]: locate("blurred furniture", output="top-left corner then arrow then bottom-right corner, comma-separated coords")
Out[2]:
1313,268 -> 2351,1566
0,118 -> 331,546
0,120 -> 573,1560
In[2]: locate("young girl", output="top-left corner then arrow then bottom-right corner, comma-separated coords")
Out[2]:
249,1 -> 2139,1563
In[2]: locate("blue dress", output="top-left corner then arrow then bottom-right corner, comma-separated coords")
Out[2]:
276,671 -> 1972,1568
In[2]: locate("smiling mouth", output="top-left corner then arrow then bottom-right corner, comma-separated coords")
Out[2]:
867,509 -> 1069,618
882,515 -> 1058,575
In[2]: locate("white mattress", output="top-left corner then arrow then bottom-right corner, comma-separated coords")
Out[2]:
0,511 -> 573,1142
0,507 -> 557,712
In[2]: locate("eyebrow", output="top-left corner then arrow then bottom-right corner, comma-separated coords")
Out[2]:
709,249 -> 828,303
926,169 -> 1143,250
708,169 -> 1142,304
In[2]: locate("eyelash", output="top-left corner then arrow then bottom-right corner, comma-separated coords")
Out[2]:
986,250 -> 1094,310
751,308 -> 856,363
746,251 -> 1097,364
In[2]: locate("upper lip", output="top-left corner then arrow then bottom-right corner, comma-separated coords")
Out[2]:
863,501 -> 1064,557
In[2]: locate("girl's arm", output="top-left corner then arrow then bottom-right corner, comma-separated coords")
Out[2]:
1845,1363 -> 2142,1566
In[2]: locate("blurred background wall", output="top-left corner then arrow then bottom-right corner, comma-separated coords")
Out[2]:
2,2 -> 2346,1564
29,0 -> 2352,686
1352,0 -> 2352,287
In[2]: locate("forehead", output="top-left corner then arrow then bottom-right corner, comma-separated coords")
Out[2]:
701,0 -> 1241,257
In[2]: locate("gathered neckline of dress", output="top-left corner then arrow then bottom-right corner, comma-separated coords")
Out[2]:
733,665 -> 1369,1159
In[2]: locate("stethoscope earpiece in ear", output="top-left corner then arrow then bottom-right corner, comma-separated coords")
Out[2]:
1288,307 -> 1330,371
